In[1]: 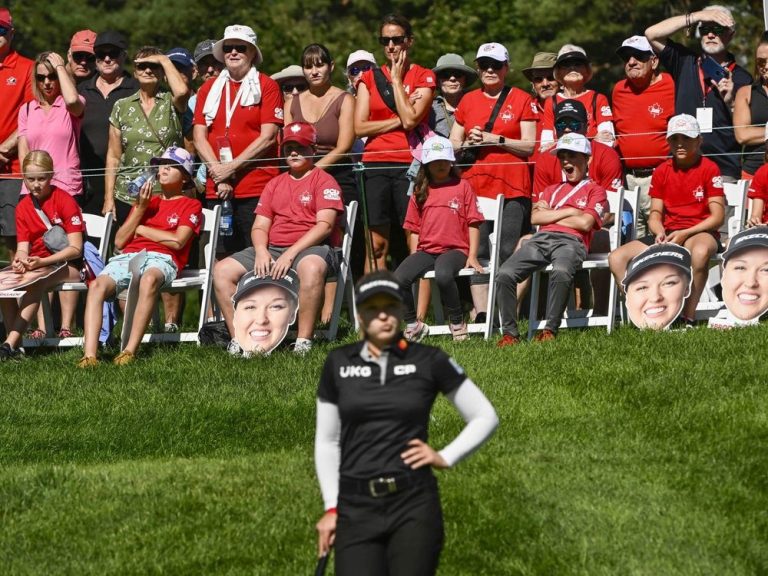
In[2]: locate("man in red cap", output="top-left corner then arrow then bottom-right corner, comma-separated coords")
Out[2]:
213,122 -> 344,355
67,29 -> 97,84
0,7 -> 33,260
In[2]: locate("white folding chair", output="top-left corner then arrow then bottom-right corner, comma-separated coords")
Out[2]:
23,212 -> 114,349
420,194 -> 504,340
527,187 -> 627,338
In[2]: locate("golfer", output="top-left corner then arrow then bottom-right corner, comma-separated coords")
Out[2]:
314,270 -> 498,575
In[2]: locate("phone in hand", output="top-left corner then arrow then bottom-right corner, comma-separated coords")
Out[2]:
701,56 -> 729,83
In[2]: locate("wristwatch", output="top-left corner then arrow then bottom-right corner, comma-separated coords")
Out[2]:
498,135 -> 506,145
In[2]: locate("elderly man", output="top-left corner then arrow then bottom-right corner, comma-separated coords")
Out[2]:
646,5 -> 752,184
522,52 -> 559,114
66,29 -> 96,84
78,30 -> 139,216
611,35 -> 675,237
0,7 -> 33,259
193,39 -> 223,84
193,24 -> 283,255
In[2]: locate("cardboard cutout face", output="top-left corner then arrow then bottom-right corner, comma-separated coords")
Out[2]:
0,264 -> 64,293
232,283 -> 299,355
721,246 -> 768,322
625,262 -> 692,330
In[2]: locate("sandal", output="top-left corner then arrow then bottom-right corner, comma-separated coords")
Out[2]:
26,329 -> 47,340
77,356 -> 100,369
57,328 -> 74,339
113,350 -> 136,366
449,322 -> 469,342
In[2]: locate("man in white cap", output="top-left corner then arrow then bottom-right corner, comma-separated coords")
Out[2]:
193,24 -> 283,255
611,35 -> 675,237
496,133 -> 607,345
646,6 -> 752,184
345,49 -> 375,93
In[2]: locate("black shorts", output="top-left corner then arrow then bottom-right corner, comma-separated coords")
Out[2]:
205,196 -> 260,254
362,162 -> 410,227
637,231 -> 723,252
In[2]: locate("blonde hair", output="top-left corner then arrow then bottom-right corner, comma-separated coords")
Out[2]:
22,150 -> 55,177
31,52 -> 58,103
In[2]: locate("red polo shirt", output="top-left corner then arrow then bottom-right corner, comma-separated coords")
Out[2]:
0,50 -> 34,177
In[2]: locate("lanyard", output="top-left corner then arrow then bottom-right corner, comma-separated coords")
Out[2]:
224,79 -> 246,135
549,178 -> 591,210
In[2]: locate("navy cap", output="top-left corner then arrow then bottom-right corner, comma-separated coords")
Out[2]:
166,47 -> 195,69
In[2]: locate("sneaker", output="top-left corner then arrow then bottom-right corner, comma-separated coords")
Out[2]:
77,356 -> 100,369
0,342 -> 23,361
473,312 -> 487,324
496,333 -> 520,348
292,338 -> 313,356
113,350 -> 136,366
533,329 -> 556,342
449,322 -> 469,342
227,338 -> 243,356
404,321 -> 429,342
164,322 -> 179,333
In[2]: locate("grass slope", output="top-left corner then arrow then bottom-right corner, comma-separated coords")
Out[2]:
1,325 -> 767,575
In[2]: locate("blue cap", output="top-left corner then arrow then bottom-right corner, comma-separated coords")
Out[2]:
166,47 -> 195,69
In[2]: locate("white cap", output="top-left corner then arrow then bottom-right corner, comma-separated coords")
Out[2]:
667,114 -> 700,139
213,25 -> 262,65
421,135 -> 456,164
551,132 -> 591,156
271,65 -> 304,83
475,42 -> 509,63
617,35 -> 654,55
346,49 -> 376,69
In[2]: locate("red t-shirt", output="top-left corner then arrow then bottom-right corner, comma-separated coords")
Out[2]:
536,179 -> 607,248
534,141 -> 623,197
649,157 -> 724,231
540,90 -> 613,141
612,73 -> 675,169
454,87 -> 538,199
403,178 -> 484,255
193,72 -> 284,199
123,195 -> 203,270
16,188 -> 85,258
748,164 -> 768,223
0,51 -> 34,177
359,64 -> 436,164
255,168 -> 344,247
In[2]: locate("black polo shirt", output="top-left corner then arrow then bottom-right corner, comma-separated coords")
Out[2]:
659,40 -> 752,179
77,72 -> 139,171
318,338 -> 466,479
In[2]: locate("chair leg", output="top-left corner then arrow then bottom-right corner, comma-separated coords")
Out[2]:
528,272 -> 540,340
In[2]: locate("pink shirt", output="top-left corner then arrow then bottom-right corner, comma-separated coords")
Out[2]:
18,95 -> 85,196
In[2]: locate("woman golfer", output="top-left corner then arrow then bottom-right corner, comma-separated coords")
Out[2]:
314,270 -> 498,575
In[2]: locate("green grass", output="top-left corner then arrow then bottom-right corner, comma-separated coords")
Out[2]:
1,325 -> 767,575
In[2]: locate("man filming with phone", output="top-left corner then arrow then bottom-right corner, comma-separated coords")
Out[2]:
646,6 -> 752,186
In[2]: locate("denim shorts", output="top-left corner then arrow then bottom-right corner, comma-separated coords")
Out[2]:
100,251 -> 178,293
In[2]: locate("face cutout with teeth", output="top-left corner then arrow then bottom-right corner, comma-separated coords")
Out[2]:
721,246 -> 768,322
626,262 -> 692,330
232,283 -> 299,355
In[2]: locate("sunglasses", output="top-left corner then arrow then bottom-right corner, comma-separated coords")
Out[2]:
347,63 -> 373,76
699,24 -> 728,36
437,70 -> 466,80
756,58 -> 768,69
281,83 -> 308,94
95,48 -> 121,60
555,119 -> 584,133
476,58 -> 505,71
378,35 -> 407,46
72,51 -> 95,63
0,26 -> 9,37
222,44 -> 248,54
135,61 -> 162,72
531,74 -> 556,83
621,51 -> 653,63
35,72 -> 58,82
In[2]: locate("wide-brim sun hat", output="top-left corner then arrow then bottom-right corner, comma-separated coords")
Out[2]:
522,52 -> 557,81
433,53 -> 478,85
212,25 -> 263,66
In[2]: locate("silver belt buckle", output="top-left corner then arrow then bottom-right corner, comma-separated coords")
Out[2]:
368,476 -> 397,497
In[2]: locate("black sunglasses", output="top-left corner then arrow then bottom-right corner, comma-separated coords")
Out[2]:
135,61 -> 162,72
347,63 -> 373,76
699,24 -> 728,36
555,119 -> 584,133
621,51 -> 653,63
476,58 -> 505,71
0,26 -> 9,37
35,72 -> 58,82
95,48 -> 121,60
281,83 -> 308,94
222,44 -> 248,54
72,51 -> 95,63
437,70 -> 466,80
531,74 -> 556,83
378,35 -> 407,46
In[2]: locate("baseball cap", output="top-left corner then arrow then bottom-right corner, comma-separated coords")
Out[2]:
722,228 -> 768,263
271,65 -> 304,84
616,35 -> 654,60
346,49 -> 376,69
667,114 -> 700,139
433,53 -> 477,84
94,30 -> 128,51
70,30 -> 97,54
355,272 -> 404,306
522,52 -> 557,80
555,44 -> 589,66
475,42 -> 509,63
213,25 -> 262,65
232,269 -> 300,307
623,243 -> 692,288
282,122 -> 317,147
551,132 -> 591,156
150,146 -> 194,177
0,7 -> 12,29
194,39 -> 216,63
421,135 -> 455,164
166,47 -> 195,69
554,99 -> 588,123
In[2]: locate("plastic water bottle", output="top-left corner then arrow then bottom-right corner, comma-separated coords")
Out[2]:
126,168 -> 156,198
220,199 -> 234,237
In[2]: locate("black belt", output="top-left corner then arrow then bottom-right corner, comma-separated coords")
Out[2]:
340,471 -> 432,498
626,167 -> 655,178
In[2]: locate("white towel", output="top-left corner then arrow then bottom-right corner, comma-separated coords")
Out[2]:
202,67 -> 262,127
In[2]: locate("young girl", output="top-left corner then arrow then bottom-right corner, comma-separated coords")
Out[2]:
0,151 -> 85,360
79,146 -> 202,366
394,135 -> 484,341
609,114 -> 725,326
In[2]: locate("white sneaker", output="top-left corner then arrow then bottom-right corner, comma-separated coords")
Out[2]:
292,339 -> 313,356
404,321 -> 429,343
164,322 -> 179,333
227,338 -> 243,356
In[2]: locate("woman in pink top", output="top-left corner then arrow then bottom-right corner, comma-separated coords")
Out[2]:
18,51 -> 85,200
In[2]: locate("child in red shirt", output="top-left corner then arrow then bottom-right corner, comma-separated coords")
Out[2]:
609,114 -> 725,325
79,146 -> 203,366
394,135 -> 484,341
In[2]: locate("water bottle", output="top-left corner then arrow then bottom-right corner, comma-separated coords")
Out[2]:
220,199 -> 234,237
126,168 -> 156,198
